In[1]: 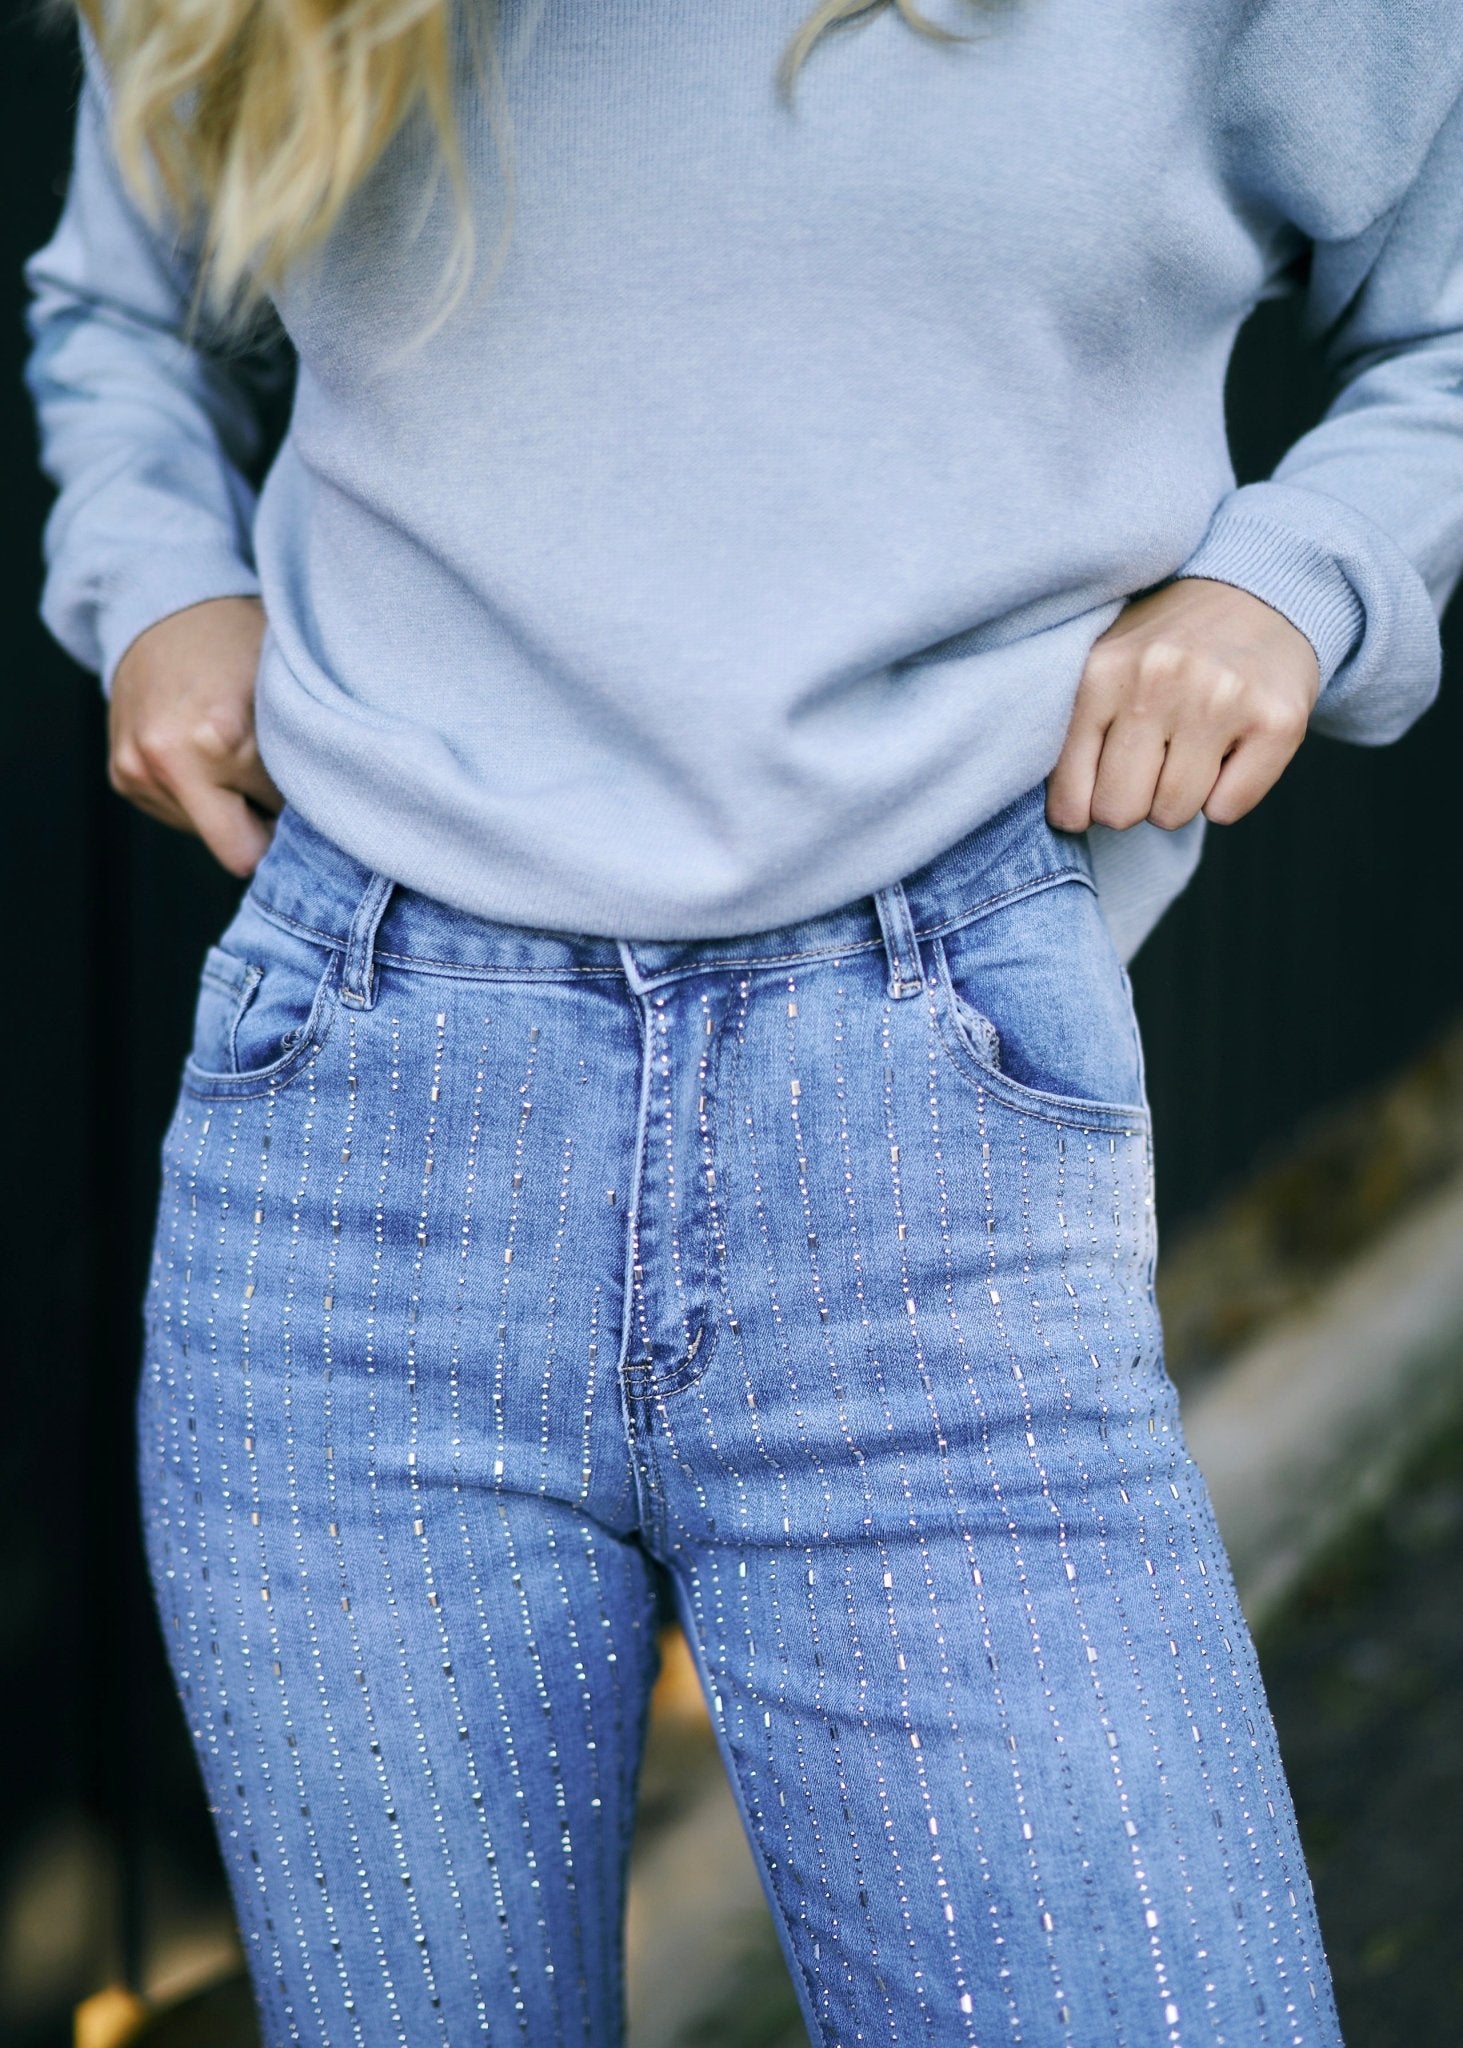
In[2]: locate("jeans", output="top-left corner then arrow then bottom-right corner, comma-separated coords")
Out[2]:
137,784 -> 1343,2047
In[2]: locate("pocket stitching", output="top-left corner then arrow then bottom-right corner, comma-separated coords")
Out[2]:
181,949 -> 343,1099
196,950 -> 266,1072
930,921 -> 1150,1132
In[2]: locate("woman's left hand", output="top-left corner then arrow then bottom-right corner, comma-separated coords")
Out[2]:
1045,576 -> 1323,834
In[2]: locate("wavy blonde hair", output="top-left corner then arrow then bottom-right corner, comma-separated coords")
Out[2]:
60,0 -> 991,347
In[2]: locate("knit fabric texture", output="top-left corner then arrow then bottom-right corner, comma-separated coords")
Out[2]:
22,0 -> 1463,951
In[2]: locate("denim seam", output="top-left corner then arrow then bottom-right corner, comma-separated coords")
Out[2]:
706,978 -> 751,1396
617,985 -> 728,1402
916,865 -> 1095,945
611,982 -> 669,1545
676,987 -> 735,1397
244,900 -> 350,950
696,997 -> 738,1388
928,934 -> 1151,1134
663,1576 -> 834,2045
249,898 -> 630,978
180,953 -> 345,1101
246,860 -> 1090,987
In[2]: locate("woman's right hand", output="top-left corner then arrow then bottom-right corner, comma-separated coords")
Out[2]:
108,594 -> 284,877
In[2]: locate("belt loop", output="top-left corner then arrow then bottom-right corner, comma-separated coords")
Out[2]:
873,880 -> 924,1000
616,938 -> 652,997
340,871 -> 396,1010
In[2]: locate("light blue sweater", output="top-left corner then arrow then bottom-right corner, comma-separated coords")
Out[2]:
22,2 -> 1463,952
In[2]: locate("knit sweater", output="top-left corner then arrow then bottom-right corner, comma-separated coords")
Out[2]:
21,1 -> 1463,952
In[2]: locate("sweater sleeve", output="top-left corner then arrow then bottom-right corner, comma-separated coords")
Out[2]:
1172,80 -> 1463,745
21,23 -> 295,698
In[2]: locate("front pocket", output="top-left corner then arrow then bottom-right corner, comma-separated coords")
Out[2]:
189,947 -> 265,1076
182,904 -> 341,1098
931,872 -> 1150,1130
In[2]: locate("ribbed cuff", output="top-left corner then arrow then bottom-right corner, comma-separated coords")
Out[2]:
95,554 -> 264,698
1173,507 -> 1365,691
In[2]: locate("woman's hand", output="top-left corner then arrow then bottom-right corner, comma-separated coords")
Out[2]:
108,594 -> 283,877
1046,576 -> 1322,834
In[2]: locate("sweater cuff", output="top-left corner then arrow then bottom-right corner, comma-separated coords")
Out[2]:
1172,504 -> 1365,692
84,555 -> 264,699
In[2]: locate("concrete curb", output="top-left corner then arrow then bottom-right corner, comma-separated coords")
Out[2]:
1183,1167 -> 1463,1635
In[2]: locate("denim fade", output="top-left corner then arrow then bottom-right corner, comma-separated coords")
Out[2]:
137,785 -> 1343,2048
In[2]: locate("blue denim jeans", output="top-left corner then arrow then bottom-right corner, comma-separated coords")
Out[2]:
137,785 -> 1343,2047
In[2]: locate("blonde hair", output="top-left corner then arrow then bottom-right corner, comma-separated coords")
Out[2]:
61,0 -> 991,347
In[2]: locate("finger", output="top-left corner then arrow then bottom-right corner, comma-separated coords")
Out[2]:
1203,731 -> 1299,826
235,752 -> 285,815
171,770 -> 277,876
1046,713 -> 1109,832
1146,729 -> 1228,831
108,764 -> 195,835
189,714 -> 283,812
1087,718 -> 1169,831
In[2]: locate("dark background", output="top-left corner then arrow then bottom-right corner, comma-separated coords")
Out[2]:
5,8 -> 1462,2043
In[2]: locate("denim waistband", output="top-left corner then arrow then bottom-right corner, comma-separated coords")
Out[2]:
248,783 -> 1092,989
